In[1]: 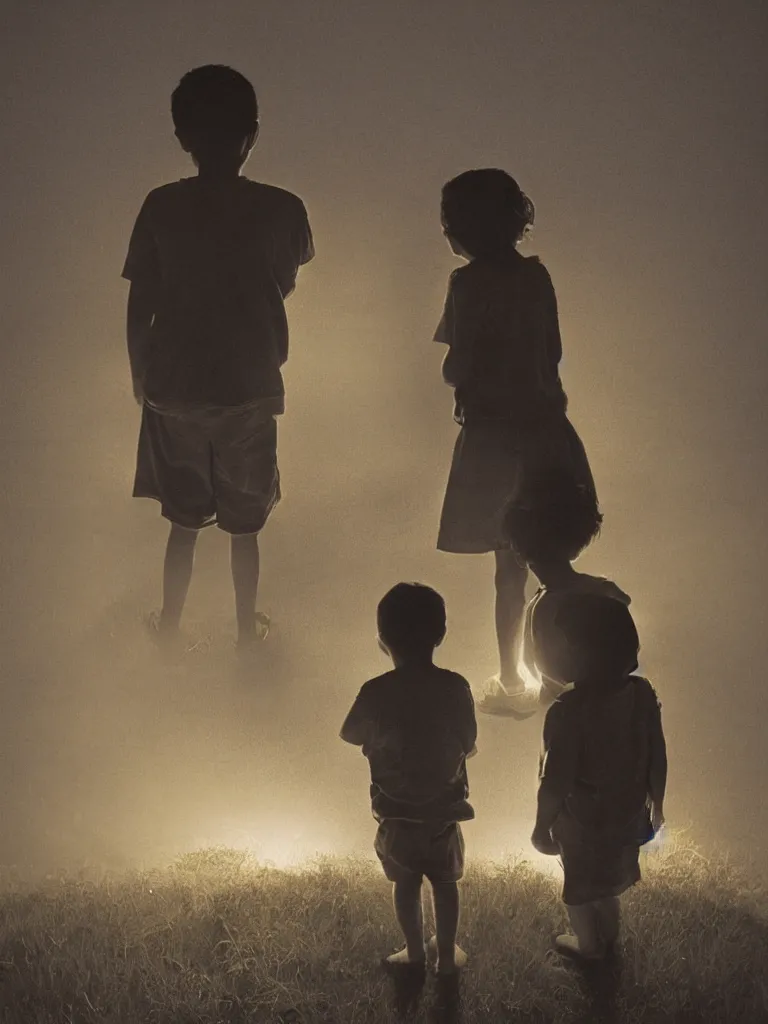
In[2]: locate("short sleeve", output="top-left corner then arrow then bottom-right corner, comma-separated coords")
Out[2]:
433,271 -> 458,345
452,675 -> 478,755
274,196 -> 314,298
294,199 -> 314,267
532,260 -> 562,368
340,683 -> 374,748
122,195 -> 161,288
539,698 -> 579,794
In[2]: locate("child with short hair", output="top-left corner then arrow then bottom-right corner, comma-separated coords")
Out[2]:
502,469 -> 631,709
122,65 -> 314,647
340,583 -> 477,975
530,593 -> 667,960
434,168 -> 596,716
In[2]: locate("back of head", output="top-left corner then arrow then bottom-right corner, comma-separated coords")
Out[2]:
441,168 -> 534,260
548,593 -> 640,683
503,468 -> 603,568
171,65 -> 258,163
377,582 -> 446,659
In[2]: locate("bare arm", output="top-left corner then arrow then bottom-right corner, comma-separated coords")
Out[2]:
647,686 -> 668,827
126,281 -> 155,404
532,703 -> 575,853
340,691 -> 370,748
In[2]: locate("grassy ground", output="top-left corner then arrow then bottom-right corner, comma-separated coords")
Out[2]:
0,839 -> 766,1024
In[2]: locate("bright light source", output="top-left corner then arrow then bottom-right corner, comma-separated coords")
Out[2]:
516,649 -> 542,694
196,818 -> 338,870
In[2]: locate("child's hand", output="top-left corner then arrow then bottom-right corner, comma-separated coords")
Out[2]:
531,827 -> 559,856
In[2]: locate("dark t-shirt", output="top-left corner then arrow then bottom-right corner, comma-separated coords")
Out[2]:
539,675 -> 664,831
434,254 -> 567,425
341,665 -> 477,823
122,176 -> 314,413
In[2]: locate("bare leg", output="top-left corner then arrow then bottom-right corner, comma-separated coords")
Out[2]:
387,877 -> 426,964
557,902 -> 602,958
494,549 -> 528,690
230,532 -> 261,644
431,881 -> 467,973
594,896 -> 621,949
160,524 -> 199,632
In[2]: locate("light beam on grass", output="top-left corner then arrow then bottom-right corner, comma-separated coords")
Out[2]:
194,817 -> 339,869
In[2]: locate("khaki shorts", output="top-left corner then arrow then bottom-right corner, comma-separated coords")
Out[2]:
134,404 -> 280,535
375,820 -> 465,883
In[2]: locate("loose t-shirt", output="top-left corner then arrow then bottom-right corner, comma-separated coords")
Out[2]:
341,665 -> 477,823
539,675 -> 664,832
122,176 -> 314,413
434,254 -> 567,425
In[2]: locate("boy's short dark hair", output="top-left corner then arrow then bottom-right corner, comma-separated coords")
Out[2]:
171,65 -> 258,157
552,593 -> 640,681
441,168 -> 534,259
503,469 -> 603,566
377,582 -> 446,657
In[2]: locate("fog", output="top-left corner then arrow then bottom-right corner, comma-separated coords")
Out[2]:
1,0 -> 766,877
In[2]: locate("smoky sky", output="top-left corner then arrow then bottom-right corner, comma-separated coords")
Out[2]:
0,0 -> 766,874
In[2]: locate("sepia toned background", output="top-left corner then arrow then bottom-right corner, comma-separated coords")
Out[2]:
0,0 -> 766,875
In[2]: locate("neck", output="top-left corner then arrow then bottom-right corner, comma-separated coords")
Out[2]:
532,561 -> 577,588
391,652 -> 435,670
196,164 -> 243,182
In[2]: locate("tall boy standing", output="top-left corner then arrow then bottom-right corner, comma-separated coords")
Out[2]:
123,65 -> 314,646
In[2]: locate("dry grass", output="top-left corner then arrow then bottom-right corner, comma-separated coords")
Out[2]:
0,839 -> 766,1023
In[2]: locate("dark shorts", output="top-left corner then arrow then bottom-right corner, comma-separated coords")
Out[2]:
552,808 -> 651,906
437,415 -> 596,554
134,404 -> 280,535
374,820 -> 465,884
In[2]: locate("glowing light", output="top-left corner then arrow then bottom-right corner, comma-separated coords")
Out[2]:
516,649 -> 542,695
196,818 -> 338,870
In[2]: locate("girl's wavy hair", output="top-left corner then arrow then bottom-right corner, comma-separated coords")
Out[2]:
503,469 -> 603,566
441,168 -> 535,259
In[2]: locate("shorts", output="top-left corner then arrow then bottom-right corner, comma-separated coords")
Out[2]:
437,415 -> 596,554
552,808 -> 651,906
133,404 -> 280,535
374,820 -> 465,884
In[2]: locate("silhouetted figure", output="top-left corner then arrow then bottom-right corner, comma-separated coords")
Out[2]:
122,65 -> 314,648
434,169 -> 596,717
502,470 -> 630,709
340,583 -> 477,975
530,595 -> 667,961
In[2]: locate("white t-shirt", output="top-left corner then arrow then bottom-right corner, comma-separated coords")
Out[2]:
123,176 -> 314,413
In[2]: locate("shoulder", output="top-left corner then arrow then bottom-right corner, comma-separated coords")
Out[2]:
141,179 -> 195,207
241,179 -> 309,219
523,254 -> 556,290
357,668 -> 398,698
630,675 -> 661,707
440,669 -> 474,697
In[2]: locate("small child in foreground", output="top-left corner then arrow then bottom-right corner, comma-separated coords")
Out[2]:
340,583 -> 477,975
531,594 -> 667,960
502,471 -> 631,710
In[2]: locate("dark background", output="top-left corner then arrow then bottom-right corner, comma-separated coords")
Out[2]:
0,0 -> 766,875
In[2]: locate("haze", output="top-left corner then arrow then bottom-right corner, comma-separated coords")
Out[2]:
1,0 -> 766,877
